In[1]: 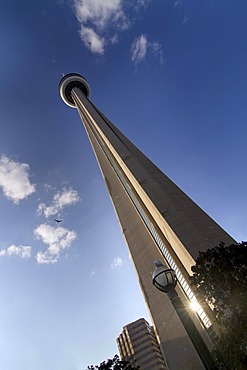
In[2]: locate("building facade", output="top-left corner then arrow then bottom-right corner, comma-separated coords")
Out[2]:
117,318 -> 166,370
59,74 -> 236,369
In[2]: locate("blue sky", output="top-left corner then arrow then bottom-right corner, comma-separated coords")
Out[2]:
0,1 -> 247,369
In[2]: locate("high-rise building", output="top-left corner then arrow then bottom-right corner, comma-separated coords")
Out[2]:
117,318 -> 166,370
59,73 -> 235,369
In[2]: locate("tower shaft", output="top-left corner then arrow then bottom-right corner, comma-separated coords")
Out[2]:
60,75 -> 235,369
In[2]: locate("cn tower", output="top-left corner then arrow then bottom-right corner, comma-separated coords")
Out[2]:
59,73 -> 235,369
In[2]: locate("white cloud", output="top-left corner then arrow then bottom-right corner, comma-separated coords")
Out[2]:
34,223 -> 76,264
0,245 -> 32,258
111,257 -> 123,269
79,26 -> 105,54
71,1 -> 158,58
36,187 -> 80,218
131,34 -> 148,63
72,0 -> 136,54
131,34 -> 163,64
73,0 -> 127,30
0,155 -> 36,204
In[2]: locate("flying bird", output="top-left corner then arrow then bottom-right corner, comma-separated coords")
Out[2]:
54,219 -> 63,223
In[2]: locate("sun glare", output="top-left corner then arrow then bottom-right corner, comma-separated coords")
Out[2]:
190,300 -> 202,313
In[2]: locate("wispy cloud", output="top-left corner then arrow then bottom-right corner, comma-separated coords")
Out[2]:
79,25 -> 105,54
131,34 -> 163,64
73,0 -> 129,54
174,0 -> 181,8
182,14 -> 188,24
74,0 -> 128,30
131,34 -> 147,63
44,183 -> 56,192
111,257 -> 123,269
134,0 -> 150,10
36,187 -> 80,218
0,245 -> 32,258
0,155 -> 36,204
73,0 -> 162,55
34,223 -> 76,264
173,1 -> 188,25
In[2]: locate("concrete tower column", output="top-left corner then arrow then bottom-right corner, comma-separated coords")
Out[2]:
59,73 -> 235,369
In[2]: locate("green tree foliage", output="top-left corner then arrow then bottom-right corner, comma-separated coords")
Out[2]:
190,241 -> 247,369
87,355 -> 140,370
